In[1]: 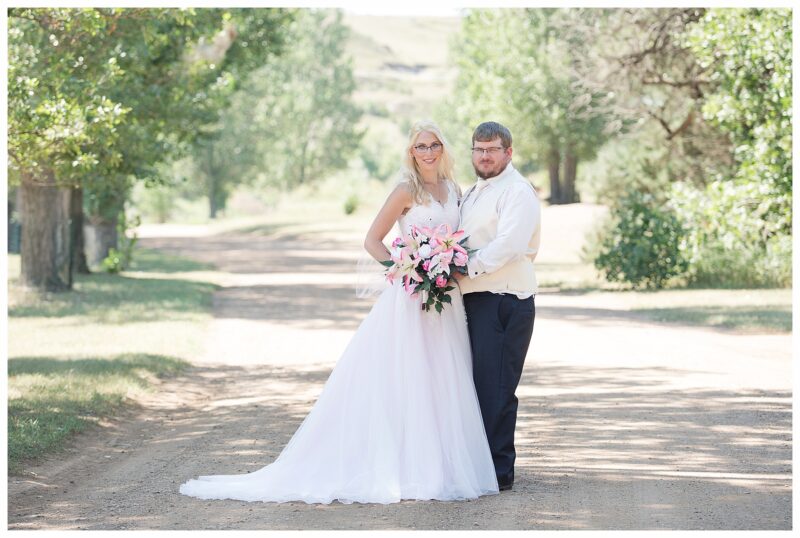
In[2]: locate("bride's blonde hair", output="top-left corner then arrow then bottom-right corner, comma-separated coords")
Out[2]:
399,120 -> 461,205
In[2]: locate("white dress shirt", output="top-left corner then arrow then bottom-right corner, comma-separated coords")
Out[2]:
460,163 -> 540,299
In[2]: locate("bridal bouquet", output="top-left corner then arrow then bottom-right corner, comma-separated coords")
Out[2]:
381,224 -> 472,313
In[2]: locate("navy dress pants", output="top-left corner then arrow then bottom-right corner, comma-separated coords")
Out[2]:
463,291 -> 535,487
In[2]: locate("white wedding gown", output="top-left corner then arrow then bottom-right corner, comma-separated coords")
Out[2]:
179,183 -> 499,504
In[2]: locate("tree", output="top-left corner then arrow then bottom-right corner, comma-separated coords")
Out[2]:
9,9 -> 131,290
567,8 -> 736,190
190,8 -> 362,214
81,9 -> 294,261
574,8 -> 791,287
663,8 -> 793,287
446,9 -> 612,203
7,8 -> 294,289
685,8 -> 792,233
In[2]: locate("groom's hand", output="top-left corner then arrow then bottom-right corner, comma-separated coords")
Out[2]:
452,271 -> 466,282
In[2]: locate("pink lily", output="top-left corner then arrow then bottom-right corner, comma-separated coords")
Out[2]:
431,224 -> 467,256
390,248 -> 422,295
403,272 -> 422,294
438,249 -> 454,268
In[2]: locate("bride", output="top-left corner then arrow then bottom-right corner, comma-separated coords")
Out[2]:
179,121 -> 499,504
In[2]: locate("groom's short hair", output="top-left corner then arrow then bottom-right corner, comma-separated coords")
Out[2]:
472,122 -> 512,149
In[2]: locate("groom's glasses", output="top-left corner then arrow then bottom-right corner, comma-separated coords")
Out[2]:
413,142 -> 443,154
471,146 -> 505,156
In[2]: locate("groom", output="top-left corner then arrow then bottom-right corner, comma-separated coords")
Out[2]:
453,121 -> 541,492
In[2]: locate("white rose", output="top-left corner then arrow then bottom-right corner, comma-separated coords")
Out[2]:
418,244 -> 432,259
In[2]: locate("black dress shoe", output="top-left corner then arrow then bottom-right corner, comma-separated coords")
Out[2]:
498,482 -> 513,491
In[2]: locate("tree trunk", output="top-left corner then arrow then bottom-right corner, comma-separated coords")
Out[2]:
206,143 -> 220,219
20,174 -> 73,292
8,187 -> 22,254
208,189 -> 218,219
83,214 -> 118,268
562,146 -> 580,204
70,186 -> 91,274
298,141 -> 308,184
547,146 -> 561,204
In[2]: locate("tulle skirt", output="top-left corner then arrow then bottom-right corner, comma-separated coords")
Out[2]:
179,282 -> 499,504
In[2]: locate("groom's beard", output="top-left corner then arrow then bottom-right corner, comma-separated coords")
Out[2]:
473,157 -> 509,179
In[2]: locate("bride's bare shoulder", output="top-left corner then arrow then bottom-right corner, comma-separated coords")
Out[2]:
388,181 -> 413,210
393,181 -> 414,198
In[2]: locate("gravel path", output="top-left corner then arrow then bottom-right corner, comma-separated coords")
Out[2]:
8,218 -> 792,530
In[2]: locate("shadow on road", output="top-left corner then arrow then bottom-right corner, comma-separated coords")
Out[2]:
52,230 -> 785,530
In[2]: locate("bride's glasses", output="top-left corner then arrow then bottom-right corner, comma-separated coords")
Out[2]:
413,142 -> 443,154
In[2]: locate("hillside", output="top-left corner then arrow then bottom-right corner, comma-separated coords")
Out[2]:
343,15 -> 461,131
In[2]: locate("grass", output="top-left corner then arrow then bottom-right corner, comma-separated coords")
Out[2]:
633,305 -> 791,332
8,250 -> 217,323
626,288 -> 792,332
7,353 -> 189,474
7,248 -> 216,474
539,286 -> 792,333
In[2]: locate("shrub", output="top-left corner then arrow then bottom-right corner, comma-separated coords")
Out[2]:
670,180 -> 792,287
594,190 -> 689,289
343,194 -> 359,215
102,213 -> 141,274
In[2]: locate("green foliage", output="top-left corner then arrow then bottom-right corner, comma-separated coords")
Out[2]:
101,248 -> 124,274
359,125 -> 401,181
84,174 -> 132,222
444,9 -> 613,191
343,194 -> 359,215
580,8 -> 791,289
101,213 -> 140,273
637,8 -> 795,289
136,183 -> 174,223
685,8 -> 792,234
8,9 -> 131,184
567,9 -> 739,191
595,190 -> 689,289
363,102 -> 391,118
585,131 -> 673,205
8,8 -> 296,215
184,9 -> 362,213
670,181 -> 791,288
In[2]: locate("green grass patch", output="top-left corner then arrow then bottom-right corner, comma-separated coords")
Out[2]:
129,247 -> 215,273
546,287 -> 791,333
624,288 -> 791,332
633,305 -> 791,332
8,249 -> 218,323
8,353 -> 190,474
8,248 -> 215,474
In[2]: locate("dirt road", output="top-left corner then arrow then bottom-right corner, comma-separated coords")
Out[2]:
8,213 -> 792,530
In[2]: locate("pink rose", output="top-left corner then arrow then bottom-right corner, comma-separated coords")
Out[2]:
422,259 -> 432,272
435,274 -> 447,288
